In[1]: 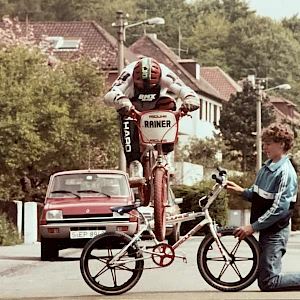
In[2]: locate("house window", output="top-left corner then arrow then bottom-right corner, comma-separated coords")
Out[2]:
206,101 -> 209,121
199,98 -> 203,120
214,105 -> 218,124
45,36 -> 81,50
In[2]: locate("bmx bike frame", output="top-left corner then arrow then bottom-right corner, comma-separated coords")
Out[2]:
129,109 -> 189,241
109,168 -> 232,267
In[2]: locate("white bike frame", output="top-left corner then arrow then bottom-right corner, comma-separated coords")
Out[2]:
109,172 -> 232,266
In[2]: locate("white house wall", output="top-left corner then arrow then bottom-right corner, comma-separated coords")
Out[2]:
177,95 -> 222,139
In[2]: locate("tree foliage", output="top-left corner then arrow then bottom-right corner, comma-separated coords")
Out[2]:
0,42 -> 120,200
173,180 -> 228,234
217,81 -> 276,172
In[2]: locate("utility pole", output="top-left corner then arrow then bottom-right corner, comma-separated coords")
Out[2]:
247,73 -> 262,172
115,11 -> 127,172
170,26 -> 188,58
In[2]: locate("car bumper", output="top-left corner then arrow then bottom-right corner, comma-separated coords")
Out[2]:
40,221 -> 138,239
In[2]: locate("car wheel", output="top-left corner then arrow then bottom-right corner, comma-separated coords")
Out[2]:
167,223 -> 180,246
41,237 -> 59,261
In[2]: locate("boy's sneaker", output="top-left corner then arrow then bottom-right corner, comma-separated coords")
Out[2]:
129,160 -> 145,185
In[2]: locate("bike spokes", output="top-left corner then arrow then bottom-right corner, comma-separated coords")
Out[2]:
80,232 -> 144,295
198,227 -> 259,291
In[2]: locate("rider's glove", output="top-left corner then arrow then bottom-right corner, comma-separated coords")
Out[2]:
114,96 -> 134,117
181,96 -> 199,113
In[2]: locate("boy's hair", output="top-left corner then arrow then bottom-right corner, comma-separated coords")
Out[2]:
262,123 -> 294,151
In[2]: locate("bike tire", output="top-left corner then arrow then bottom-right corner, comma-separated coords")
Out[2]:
197,226 -> 259,292
153,168 -> 167,241
80,231 -> 144,296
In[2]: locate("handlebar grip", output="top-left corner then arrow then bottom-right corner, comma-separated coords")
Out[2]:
217,166 -> 227,176
212,174 -> 224,184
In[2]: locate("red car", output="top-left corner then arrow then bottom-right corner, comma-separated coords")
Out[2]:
39,169 -> 139,261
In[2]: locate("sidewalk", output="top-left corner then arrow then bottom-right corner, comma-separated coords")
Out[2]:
0,242 -> 41,276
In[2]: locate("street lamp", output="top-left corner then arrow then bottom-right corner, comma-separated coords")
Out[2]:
112,11 -> 165,171
256,83 -> 291,172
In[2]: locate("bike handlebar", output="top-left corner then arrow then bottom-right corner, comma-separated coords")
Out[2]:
126,107 -> 190,120
211,166 -> 227,184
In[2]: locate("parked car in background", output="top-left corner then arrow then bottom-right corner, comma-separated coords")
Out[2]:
39,169 -> 138,261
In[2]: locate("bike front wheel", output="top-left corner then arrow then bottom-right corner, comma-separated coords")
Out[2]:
153,168 -> 167,241
197,226 -> 259,292
80,232 -> 144,296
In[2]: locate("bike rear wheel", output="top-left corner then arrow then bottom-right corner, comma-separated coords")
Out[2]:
197,226 -> 259,292
153,168 -> 167,241
80,232 -> 144,296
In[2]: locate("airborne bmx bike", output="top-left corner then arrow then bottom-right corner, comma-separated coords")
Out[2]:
80,167 -> 260,295
129,108 -> 188,242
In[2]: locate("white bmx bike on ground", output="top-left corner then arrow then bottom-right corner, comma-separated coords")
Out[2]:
80,167 -> 260,295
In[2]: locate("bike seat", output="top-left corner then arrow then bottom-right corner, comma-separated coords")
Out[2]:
110,204 -> 139,215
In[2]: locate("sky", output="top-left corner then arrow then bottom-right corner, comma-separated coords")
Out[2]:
248,0 -> 300,20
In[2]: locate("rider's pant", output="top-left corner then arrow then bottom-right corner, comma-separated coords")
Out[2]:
258,226 -> 300,291
120,118 -> 174,167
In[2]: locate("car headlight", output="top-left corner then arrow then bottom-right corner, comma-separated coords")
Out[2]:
46,210 -> 63,220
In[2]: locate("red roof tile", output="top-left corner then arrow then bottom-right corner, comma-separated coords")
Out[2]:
200,67 -> 242,101
0,21 -> 138,70
129,34 -> 225,101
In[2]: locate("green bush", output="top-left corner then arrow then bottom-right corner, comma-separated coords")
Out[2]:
0,213 -> 23,246
173,179 -> 228,235
226,173 -> 256,210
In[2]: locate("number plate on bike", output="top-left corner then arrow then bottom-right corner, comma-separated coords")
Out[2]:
139,111 -> 178,143
70,230 -> 105,239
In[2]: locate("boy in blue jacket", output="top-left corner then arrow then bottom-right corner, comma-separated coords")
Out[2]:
226,123 -> 299,291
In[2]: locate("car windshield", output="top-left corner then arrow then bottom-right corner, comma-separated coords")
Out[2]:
49,173 -> 130,198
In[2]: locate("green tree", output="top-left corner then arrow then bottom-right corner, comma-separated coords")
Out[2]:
185,12 -> 230,71
173,180 -> 228,234
281,14 -> 300,44
225,15 -> 300,106
179,136 -> 222,168
190,0 -> 255,24
0,39 -> 120,200
217,81 -> 275,172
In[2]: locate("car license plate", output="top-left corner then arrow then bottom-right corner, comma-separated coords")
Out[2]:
70,230 -> 105,239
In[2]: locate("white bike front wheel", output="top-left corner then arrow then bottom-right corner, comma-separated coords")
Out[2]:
197,226 -> 259,292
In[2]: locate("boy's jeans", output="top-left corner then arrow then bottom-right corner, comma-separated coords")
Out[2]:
258,226 -> 300,291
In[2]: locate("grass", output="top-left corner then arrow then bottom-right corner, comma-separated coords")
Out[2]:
0,212 -> 23,246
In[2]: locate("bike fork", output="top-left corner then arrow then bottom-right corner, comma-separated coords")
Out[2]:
209,222 -> 232,264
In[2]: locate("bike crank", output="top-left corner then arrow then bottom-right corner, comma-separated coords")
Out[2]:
151,243 -> 175,267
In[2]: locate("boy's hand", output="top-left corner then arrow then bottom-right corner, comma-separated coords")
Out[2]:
226,180 -> 244,195
233,225 -> 255,241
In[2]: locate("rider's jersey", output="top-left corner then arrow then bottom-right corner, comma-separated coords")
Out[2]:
104,61 -> 198,111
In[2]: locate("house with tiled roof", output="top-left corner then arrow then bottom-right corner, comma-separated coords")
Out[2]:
0,20 -> 139,85
199,66 -> 300,124
269,96 -> 300,123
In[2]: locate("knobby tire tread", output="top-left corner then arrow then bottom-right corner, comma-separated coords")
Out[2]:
153,168 -> 166,241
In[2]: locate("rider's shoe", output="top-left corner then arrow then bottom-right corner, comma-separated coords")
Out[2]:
129,160 -> 145,185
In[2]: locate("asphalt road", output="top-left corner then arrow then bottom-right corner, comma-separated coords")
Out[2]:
1,233 -> 300,300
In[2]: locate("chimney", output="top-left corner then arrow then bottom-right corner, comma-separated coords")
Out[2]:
178,59 -> 200,80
